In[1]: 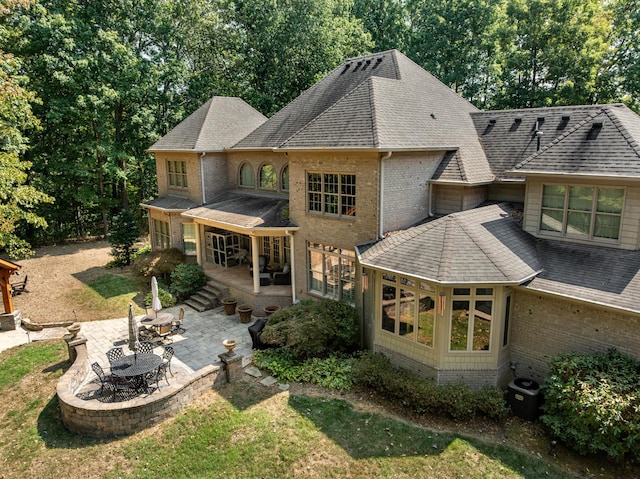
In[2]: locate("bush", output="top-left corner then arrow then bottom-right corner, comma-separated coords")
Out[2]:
253,348 -> 356,391
541,349 -> 640,460
170,263 -> 207,301
351,351 -> 509,421
144,287 -> 176,308
260,299 -> 359,359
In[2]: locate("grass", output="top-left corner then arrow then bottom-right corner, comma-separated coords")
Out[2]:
2,341 -> 628,479
64,273 -> 147,318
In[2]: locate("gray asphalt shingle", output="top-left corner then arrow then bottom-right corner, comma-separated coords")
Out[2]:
149,97 -> 266,152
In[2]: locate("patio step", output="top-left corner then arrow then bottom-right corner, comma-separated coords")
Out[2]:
184,282 -> 222,312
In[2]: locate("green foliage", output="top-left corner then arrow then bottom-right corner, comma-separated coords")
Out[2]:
130,247 -> 184,281
253,348 -> 356,391
260,299 -> 359,359
144,286 -> 176,309
541,349 -> 640,460
352,351 -> 509,421
169,262 -> 207,301
107,210 -> 139,266
0,50 -> 52,258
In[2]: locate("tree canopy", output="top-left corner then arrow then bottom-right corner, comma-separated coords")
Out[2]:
1,0 -> 638,253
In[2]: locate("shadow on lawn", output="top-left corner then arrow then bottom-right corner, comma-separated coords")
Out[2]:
288,395 -> 573,479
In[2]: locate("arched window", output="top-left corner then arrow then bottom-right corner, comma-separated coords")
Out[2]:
239,163 -> 255,187
281,164 -> 289,191
259,163 -> 277,189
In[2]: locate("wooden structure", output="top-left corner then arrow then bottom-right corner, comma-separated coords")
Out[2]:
0,258 -> 21,314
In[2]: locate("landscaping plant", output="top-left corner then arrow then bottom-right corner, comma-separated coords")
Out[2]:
107,210 -> 139,266
169,262 -> 208,301
541,348 -> 640,460
259,299 -> 359,358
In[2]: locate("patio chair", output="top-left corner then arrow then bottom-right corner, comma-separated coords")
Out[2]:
172,308 -> 185,334
106,347 -> 124,365
156,323 -> 173,345
91,362 -> 111,394
137,341 -> 155,355
161,346 -> 174,380
249,255 -> 268,276
273,264 -> 291,285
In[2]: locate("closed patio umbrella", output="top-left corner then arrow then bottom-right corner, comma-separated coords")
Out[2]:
127,303 -> 139,354
151,276 -> 162,317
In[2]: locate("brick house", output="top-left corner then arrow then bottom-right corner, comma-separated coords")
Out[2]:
144,50 -> 640,388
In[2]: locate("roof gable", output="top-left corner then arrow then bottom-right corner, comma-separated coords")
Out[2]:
149,97 -> 266,152
513,104 -> 640,177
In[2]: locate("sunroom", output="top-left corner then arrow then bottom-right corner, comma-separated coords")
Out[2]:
356,203 -> 541,388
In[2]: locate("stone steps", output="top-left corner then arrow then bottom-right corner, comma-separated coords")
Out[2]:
184,282 -> 224,312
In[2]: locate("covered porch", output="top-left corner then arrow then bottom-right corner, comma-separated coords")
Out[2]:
182,191 -> 299,312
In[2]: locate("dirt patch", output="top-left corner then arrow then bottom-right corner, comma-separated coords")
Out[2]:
10,240 -> 115,324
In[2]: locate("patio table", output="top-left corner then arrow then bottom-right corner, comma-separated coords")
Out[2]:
111,353 -> 163,392
140,312 -> 174,327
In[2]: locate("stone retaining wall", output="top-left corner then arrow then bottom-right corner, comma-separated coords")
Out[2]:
57,337 -> 222,437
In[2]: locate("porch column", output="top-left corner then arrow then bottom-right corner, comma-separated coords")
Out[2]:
251,235 -> 261,294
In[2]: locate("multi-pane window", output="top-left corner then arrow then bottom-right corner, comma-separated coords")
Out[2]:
261,236 -> 290,268
182,223 -> 196,256
449,287 -> 493,352
281,165 -> 289,191
308,242 -> 355,304
167,161 -> 188,188
540,184 -> 624,240
153,219 -> 171,249
381,274 -> 435,347
307,172 -> 356,217
240,163 -> 255,187
259,164 -> 277,189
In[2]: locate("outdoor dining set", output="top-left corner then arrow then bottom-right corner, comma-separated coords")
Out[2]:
91,342 -> 174,400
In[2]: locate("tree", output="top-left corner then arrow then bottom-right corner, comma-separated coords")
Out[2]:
0,0 -> 53,259
493,0 -> 610,108
107,210 -> 139,266
230,0 -> 373,115
407,0 -> 503,107
352,0 -> 410,53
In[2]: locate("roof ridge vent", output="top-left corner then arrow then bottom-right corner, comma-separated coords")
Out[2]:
372,56 -> 384,69
341,62 -> 352,75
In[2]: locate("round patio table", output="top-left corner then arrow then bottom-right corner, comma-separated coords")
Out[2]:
111,353 -> 163,391
140,312 -> 174,327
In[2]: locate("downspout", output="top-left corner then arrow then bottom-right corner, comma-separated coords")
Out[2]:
379,151 -> 392,238
200,152 -> 206,204
286,229 -> 297,303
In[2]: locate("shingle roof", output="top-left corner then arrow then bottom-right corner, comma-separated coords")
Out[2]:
471,105 -> 609,180
529,240 -> 640,314
141,196 -> 198,211
181,192 -> 296,230
234,50 -> 492,183
358,203 -> 540,283
509,104 -> 640,177
149,97 -> 266,152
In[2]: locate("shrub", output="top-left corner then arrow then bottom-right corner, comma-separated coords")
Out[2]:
253,348 -> 356,391
130,248 -> 184,281
170,263 -> 207,301
144,286 -> 176,308
351,351 -> 509,421
260,299 -> 359,359
541,349 -> 640,460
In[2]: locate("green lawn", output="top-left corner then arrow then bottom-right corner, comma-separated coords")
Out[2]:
0,341 -> 594,479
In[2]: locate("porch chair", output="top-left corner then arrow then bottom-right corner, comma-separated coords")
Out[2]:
273,264 -> 291,285
249,255 -> 268,277
106,347 -> 124,365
